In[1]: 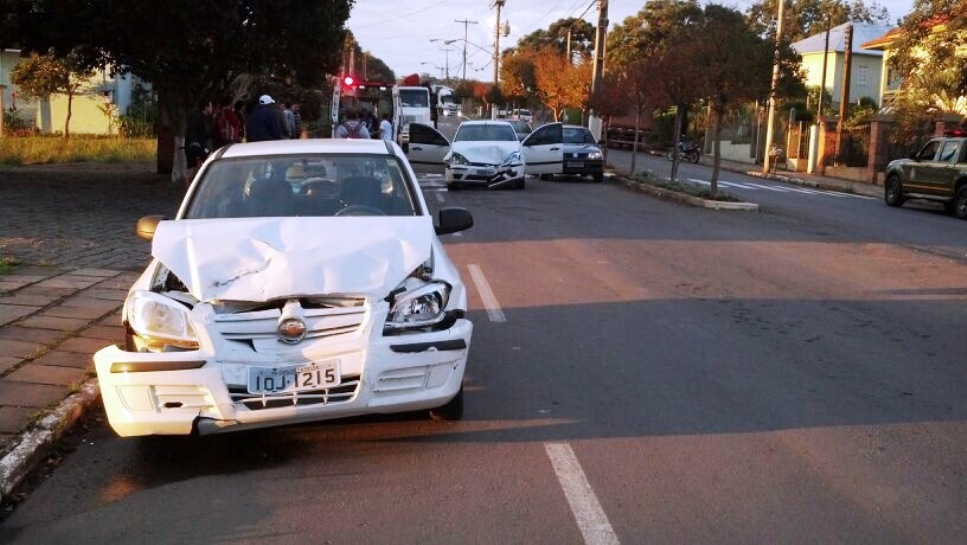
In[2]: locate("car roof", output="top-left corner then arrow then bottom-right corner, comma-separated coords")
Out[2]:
459,120 -> 514,127
219,138 -> 395,159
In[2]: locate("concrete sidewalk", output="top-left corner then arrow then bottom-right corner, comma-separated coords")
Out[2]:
0,267 -> 138,502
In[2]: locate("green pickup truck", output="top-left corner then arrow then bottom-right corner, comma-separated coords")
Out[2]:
884,132 -> 967,219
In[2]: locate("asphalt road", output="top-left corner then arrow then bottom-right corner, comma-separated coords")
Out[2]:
3,157 -> 967,544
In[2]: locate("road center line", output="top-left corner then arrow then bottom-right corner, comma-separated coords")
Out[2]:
544,442 -> 621,545
467,264 -> 506,322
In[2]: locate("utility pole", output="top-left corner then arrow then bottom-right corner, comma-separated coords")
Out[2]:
836,24 -> 853,164
589,0 -> 608,140
492,1 -> 505,87
455,18 -> 478,80
762,0 -> 785,174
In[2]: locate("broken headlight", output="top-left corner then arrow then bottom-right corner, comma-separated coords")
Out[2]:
126,290 -> 199,349
385,279 -> 451,331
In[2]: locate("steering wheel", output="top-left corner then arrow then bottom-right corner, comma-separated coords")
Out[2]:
334,204 -> 386,217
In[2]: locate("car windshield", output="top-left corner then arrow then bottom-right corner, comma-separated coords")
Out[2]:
183,153 -> 419,219
453,124 -> 518,142
563,127 -> 596,144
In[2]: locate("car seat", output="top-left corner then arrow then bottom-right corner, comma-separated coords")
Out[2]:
338,176 -> 384,212
244,170 -> 293,217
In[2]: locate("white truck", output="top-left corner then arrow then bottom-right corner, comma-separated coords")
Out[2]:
392,85 -> 433,145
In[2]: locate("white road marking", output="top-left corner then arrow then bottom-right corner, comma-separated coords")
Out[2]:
684,178 -> 877,200
744,181 -> 790,192
467,264 -> 506,323
435,191 -> 445,203
545,442 -> 621,545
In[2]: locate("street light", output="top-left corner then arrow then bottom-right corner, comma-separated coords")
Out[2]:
420,62 -> 446,80
430,38 -> 494,81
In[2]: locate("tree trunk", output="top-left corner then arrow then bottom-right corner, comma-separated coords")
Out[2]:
670,105 -> 685,183
64,91 -> 73,139
630,109 -> 641,175
709,107 -> 723,199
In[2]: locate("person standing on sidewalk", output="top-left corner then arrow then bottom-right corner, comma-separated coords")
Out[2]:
184,99 -> 213,187
246,95 -> 285,142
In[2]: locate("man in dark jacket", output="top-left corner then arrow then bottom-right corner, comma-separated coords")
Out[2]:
246,95 -> 284,142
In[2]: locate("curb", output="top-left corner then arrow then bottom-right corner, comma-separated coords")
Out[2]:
0,379 -> 101,503
615,177 -> 759,212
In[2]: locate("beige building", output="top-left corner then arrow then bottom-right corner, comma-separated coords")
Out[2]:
792,23 -> 895,110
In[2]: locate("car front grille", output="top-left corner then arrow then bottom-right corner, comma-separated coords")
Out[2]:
213,299 -> 367,347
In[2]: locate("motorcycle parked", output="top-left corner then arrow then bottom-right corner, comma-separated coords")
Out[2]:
666,140 -> 701,164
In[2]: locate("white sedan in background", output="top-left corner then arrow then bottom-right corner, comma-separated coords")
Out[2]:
93,138 -> 474,436
406,120 -> 526,189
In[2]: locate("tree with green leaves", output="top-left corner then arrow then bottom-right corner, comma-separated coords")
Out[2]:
10,49 -> 94,138
514,18 -> 596,59
698,5 -> 801,195
888,0 -> 967,114
1,0 -> 353,179
745,0 -> 892,44
607,0 -> 708,182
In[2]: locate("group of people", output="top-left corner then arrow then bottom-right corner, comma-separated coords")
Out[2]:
183,94 -> 303,184
334,108 -> 393,142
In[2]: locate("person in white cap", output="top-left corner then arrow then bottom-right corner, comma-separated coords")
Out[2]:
246,94 -> 284,141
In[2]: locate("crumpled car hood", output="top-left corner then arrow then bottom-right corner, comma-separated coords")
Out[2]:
152,217 -> 434,303
450,141 -> 520,165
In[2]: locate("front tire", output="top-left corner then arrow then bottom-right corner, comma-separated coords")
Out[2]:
686,149 -> 700,163
429,384 -> 464,421
592,172 -> 604,183
885,174 -> 905,207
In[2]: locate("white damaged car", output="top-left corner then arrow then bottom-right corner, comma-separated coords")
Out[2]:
93,139 -> 474,436
406,120 -> 525,190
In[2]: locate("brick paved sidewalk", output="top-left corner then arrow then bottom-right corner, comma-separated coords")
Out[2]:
0,266 -> 138,502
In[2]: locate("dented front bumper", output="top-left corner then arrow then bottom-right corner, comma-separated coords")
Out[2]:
94,315 -> 472,437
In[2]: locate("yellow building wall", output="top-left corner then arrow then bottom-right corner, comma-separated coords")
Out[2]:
47,92 -> 117,135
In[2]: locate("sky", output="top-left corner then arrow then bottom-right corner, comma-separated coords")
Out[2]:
346,0 -> 915,81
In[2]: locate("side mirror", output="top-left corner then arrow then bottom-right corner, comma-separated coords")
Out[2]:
135,215 -> 165,241
435,207 -> 473,235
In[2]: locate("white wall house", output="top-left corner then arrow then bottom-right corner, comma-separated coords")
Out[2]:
0,48 -> 148,135
792,23 -> 895,110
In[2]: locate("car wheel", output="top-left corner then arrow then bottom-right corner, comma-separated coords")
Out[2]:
592,172 -> 604,183
884,174 -> 905,207
515,177 -> 526,190
447,182 -> 460,191
538,173 -> 551,181
429,384 -> 464,421
954,185 -> 967,220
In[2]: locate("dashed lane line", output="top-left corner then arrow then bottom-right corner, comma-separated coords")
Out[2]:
467,264 -> 506,323
545,442 -> 621,545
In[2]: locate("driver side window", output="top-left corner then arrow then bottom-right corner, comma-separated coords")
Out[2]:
916,140 -> 940,161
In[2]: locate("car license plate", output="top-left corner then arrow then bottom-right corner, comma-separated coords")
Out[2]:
474,167 -> 494,176
566,161 -> 584,168
247,361 -> 340,394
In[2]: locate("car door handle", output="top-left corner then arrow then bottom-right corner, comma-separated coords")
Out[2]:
411,146 -> 423,151
550,147 -> 560,151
